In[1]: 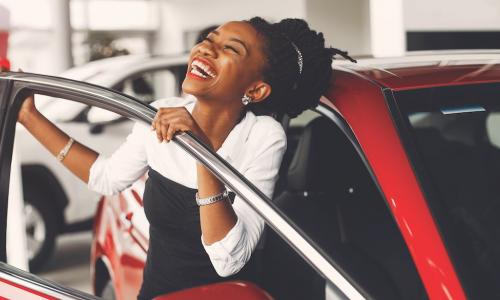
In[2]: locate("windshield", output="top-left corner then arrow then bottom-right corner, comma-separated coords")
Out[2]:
394,83 -> 500,299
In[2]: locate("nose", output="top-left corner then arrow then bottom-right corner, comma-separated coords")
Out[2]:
197,41 -> 217,58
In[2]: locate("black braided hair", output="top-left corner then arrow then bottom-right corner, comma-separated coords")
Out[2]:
246,17 -> 355,118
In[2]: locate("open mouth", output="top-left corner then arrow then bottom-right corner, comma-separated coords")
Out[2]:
189,58 -> 217,79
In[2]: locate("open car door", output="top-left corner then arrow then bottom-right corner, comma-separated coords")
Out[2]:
0,72 -> 364,300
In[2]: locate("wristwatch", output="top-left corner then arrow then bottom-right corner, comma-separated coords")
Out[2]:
195,189 -> 229,206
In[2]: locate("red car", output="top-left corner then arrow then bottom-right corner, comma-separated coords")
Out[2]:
91,52 -> 500,300
1,51 -> 500,299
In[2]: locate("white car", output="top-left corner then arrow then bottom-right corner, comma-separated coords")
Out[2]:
15,54 -> 189,271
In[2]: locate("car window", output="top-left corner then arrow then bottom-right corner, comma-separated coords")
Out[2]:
41,68 -> 181,124
40,99 -> 89,123
85,68 -> 180,124
396,83 -> 500,299
8,96 -> 137,297
266,109 -> 428,300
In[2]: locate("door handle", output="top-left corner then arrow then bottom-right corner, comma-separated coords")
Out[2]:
119,212 -> 134,229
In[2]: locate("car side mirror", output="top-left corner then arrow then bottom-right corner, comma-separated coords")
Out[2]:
89,124 -> 104,135
132,77 -> 153,95
154,281 -> 273,300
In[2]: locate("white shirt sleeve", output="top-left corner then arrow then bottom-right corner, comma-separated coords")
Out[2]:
201,126 -> 287,277
87,121 -> 149,195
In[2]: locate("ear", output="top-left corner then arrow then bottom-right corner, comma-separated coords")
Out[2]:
245,81 -> 271,103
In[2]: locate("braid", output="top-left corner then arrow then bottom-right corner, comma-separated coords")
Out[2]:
246,17 -> 355,118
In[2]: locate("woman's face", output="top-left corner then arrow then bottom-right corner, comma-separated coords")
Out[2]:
182,21 -> 268,104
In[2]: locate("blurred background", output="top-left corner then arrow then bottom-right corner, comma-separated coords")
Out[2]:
2,0 -> 500,298
3,0 -> 500,74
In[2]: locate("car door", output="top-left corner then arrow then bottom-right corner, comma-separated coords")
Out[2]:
0,72 -> 364,299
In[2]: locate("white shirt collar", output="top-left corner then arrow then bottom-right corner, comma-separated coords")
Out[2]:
185,98 -> 256,164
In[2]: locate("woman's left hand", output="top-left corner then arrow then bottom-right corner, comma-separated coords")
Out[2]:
151,107 -> 210,147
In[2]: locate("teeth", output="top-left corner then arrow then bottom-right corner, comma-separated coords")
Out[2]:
191,59 -> 216,78
190,68 -> 207,78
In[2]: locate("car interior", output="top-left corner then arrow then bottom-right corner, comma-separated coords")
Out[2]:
250,110 -> 428,300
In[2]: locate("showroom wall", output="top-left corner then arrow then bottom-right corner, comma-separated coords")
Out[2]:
404,0 -> 500,30
305,0 -> 372,56
5,0 -> 500,74
154,0 -> 305,54
404,0 -> 500,50
156,0 -> 406,57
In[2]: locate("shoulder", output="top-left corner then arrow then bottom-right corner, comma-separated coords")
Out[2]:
240,114 -> 287,170
149,96 -> 194,109
245,114 -> 287,152
251,115 -> 286,141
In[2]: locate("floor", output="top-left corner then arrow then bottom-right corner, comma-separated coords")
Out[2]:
37,231 -> 93,295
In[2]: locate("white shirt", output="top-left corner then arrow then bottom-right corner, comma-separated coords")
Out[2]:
88,96 -> 287,277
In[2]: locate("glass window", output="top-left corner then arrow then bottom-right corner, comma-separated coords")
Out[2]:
395,83 -> 500,299
265,109 -> 427,300
9,98 -> 115,295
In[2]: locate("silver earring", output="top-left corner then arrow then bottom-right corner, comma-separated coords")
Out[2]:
242,94 -> 252,106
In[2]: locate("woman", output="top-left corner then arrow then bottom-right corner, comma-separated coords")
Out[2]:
17,17 -> 353,299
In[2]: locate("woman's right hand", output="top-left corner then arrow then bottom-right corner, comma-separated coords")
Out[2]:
18,93 -> 39,125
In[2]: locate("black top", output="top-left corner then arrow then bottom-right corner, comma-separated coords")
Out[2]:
137,167 -> 258,300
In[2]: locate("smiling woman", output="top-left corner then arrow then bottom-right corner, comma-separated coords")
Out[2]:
17,17 -> 353,299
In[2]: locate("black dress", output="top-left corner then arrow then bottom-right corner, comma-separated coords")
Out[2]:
137,167 -> 258,300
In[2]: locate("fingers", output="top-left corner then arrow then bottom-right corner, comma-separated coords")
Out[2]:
151,108 -> 190,143
160,119 -> 170,142
166,120 -> 181,141
154,117 -> 167,142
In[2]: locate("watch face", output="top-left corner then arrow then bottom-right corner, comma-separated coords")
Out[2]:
228,191 -> 235,204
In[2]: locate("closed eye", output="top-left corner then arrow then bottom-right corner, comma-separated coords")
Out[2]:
224,45 -> 240,54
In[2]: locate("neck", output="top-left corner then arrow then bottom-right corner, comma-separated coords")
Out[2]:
191,97 -> 244,150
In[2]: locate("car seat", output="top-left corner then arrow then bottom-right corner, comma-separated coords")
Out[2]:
262,117 -> 426,300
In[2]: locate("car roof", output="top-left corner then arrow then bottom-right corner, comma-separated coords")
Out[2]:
60,54 -> 189,85
334,50 -> 500,90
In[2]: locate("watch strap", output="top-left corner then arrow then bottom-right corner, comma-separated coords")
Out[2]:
196,189 -> 229,206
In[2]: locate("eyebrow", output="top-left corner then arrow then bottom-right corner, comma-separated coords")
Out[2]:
210,30 -> 249,54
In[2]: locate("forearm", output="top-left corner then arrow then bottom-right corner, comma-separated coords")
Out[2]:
20,111 -> 99,183
197,163 -> 237,245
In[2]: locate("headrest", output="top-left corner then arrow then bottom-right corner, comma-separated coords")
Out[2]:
413,128 -> 450,157
287,117 -> 344,193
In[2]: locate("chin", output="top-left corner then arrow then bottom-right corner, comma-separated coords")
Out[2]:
182,81 -> 203,98
182,78 -> 218,99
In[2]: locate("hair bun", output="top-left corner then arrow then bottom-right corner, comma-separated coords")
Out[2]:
275,18 -> 313,43
247,17 -> 337,118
